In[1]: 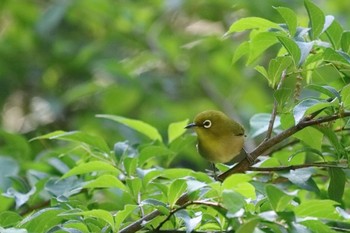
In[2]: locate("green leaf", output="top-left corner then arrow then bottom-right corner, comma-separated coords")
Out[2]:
97,114 -> 162,142
325,19 -> 343,49
300,219 -> 338,233
168,119 -> 189,144
304,0 -> 325,39
226,17 -> 281,34
265,184 -> 294,212
249,113 -> 281,138
296,41 -> 314,65
248,32 -> 278,65
293,98 -> 334,123
61,210 -> 115,232
341,31 -> 350,54
222,190 -> 245,216
175,210 -> 202,233
126,177 -> 142,197
232,41 -> 249,64
61,161 -> 119,179
84,174 -> 127,191
306,84 -> 341,101
45,177 -> 83,198
280,168 -> 320,192
274,7 -> 298,36
320,127 -> 346,159
268,56 -> 293,87
236,218 -> 260,233
222,174 -> 255,199
19,208 -> 65,233
0,156 -> 19,191
294,199 -> 341,220
324,47 -> 350,64
277,36 -> 301,66
168,179 -> 187,207
31,130 -> 110,153
293,127 -> 323,151
139,145 -> 174,166
114,205 -> 139,232
255,65 -> 269,82
0,211 -> 22,228
328,168 -> 345,203
341,84 -> 350,109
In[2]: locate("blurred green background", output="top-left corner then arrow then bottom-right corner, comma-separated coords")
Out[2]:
1,0 -> 349,169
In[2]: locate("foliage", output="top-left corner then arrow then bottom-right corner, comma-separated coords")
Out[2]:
1,0 -> 350,232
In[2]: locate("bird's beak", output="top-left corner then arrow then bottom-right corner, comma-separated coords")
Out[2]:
185,122 -> 197,129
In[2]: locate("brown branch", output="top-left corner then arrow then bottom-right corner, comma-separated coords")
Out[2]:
217,111 -> 350,181
155,200 -> 223,231
266,70 -> 287,140
247,162 -> 348,172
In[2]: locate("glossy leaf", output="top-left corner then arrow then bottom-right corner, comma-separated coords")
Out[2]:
226,17 -> 281,34
139,145 -> 174,165
97,114 -> 163,142
304,0 -> 325,39
275,7 -> 298,36
248,32 -> 278,65
277,36 -> 301,66
222,190 -> 245,216
293,98 -> 334,123
306,84 -> 341,101
232,41 -> 249,64
293,127 -> 323,150
265,184 -> 294,212
268,56 -> 293,87
114,205 -> 139,232
168,119 -> 189,144
168,179 -> 187,207
294,199 -> 341,220
61,161 -> 119,179
325,19 -> 343,49
84,174 -> 127,191
328,167 -> 345,203
249,113 -> 281,138
19,208 -> 65,232
341,31 -> 350,54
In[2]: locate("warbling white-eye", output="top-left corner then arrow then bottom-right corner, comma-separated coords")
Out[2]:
185,110 -> 246,165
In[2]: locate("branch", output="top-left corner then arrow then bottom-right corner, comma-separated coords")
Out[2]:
247,162 -> 348,172
218,112 -> 350,181
155,200 -> 223,231
266,70 -> 287,140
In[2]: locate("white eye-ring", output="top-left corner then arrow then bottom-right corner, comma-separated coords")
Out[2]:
203,119 -> 212,128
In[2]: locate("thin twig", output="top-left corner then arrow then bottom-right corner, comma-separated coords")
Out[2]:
155,200 -> 223,231
266,70 -> 287,140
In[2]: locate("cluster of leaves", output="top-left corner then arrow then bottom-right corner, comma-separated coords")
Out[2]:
1,0 -> 350,232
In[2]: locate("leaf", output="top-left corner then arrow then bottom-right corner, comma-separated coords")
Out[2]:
3,187 -> 36,209
0,211 -> 22,228
277,36 -> 301,66
114,205 -> 138,232
324,47 -> 350,64
293,127 -> 323,151
97,114 -> 162,142
168,179 -> 187,207
61,161 -> 119,179
248,32 -> 278,65
265,184 -> 294,212
255,65 -> 269,83
61,210 -> 115,232
19,208 -> 65,232
268,56 -> 293,87
226,17 -> 281,34
306,84 -> 341,101
232,41 -> 249,64
274,7 -> 298,36
236,218 -> 260,233
175,210 -> 202,233
296,41 -> 314,65
300,219 -> 337,233
45,177 -> 83,198
280,168 -> 320,192
294,199 -> 341,220
341,31 -> 350,54
139,145 -> 174,165
222,190 -> 245,216
84,174 -> 127,191
249,113 -> 281,138
222,174 -> 255,199
31,131 -> 110,153
168,119 -> 189,144
325,19 -> 343,49
0,156 -> 19,191
293,98 -> 334,123
341,84 -> 350,109
304,0 -> 325,39
328,168 -> 345,203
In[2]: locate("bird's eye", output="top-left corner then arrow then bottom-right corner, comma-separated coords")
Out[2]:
203,119 -> 212,128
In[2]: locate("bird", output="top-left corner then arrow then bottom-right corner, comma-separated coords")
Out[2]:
185,110 -> 250,175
